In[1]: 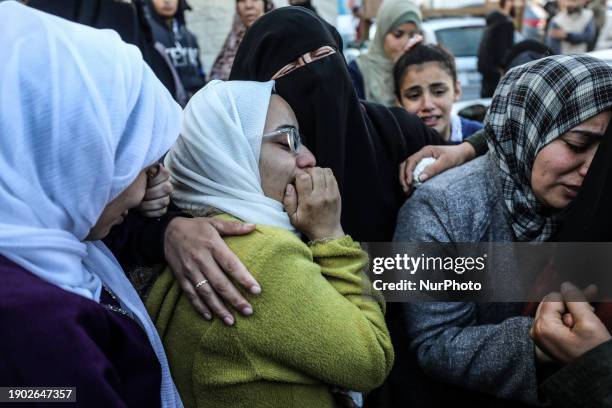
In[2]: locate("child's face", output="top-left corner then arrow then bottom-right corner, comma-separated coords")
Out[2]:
398,61 -> 460,142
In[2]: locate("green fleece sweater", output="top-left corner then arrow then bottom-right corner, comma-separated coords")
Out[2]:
146,216 -> 394,408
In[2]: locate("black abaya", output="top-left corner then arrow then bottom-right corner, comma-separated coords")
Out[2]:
229,7 -> 442,242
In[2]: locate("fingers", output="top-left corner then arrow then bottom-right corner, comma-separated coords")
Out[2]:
534,292 -> 566,327
191,264 -> 236,326
207,219 -> 260,296
418,157 -> 452,182
193,255 -> 254,326
283,183 -> 298,217
561,282 -> 595,323
295,172 -> 313,198
562,313 -> 575,328
583,284 -> 599,301
208,218 -> 256,236
402,146 -> 435,192
147,163 -> 171,188
140,207 -> 168,218
139,195 -> 171,212
175,269 -> 212,320
324,168 -> 339,196
209,234 -> 261,295
139,165 -> 172,218
307,167 -> 327,192
164,217 -> 260,323
143,179 -> 173,201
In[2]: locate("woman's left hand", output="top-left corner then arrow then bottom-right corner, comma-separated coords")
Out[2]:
138,164 -> 173,217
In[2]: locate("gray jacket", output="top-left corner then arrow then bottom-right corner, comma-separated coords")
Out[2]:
394,154 -> 539,405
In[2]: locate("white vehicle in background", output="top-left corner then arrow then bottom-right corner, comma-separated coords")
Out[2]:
452,97 -> 491,122
421,17 -> 486,100
451,48 -> 612,122
588,48 -> 612,65
344,17 -> 489,100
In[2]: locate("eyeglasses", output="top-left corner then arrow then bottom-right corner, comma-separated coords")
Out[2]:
261,126 -> 303,154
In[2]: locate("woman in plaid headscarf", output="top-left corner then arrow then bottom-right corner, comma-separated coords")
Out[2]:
393,54 -> 612,406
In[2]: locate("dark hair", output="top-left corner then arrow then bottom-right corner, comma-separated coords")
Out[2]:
236,0 -> 270,9
393,43 -> 457,100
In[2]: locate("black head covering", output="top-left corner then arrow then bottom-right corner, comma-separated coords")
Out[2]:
230,7 -> 369,222
230,6 -> 439,242
291,1 -> 318,14
553,123 -> 612,243
541,123 -> 612,325
503,39 -> 555,71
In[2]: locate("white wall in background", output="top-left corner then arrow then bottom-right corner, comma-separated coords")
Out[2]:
186,0 -> 337,73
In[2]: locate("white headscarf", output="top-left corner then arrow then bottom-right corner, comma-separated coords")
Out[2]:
166,79 -> 296,232
0,3 -> 183,407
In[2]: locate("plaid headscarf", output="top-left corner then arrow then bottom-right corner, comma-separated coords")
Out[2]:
485,54 -> 612,242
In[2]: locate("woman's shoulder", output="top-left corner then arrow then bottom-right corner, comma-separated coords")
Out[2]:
212,214 -> 310,262
0,256 -> 100,316
395,155 -> 501,242
413,154 -> 493,200
0,256 -> 115,357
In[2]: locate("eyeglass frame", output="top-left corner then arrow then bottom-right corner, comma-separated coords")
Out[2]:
261,126 -> 303,154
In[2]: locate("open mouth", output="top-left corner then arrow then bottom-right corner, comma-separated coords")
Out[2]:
421,115 -> 442,127
563,184 -> 580,196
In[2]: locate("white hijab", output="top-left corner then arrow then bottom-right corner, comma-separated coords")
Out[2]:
166,79 -> 296,232
0,3 -> 183,407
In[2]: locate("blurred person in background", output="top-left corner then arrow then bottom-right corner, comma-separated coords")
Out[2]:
477,0 -> 516,97
587,0 -> 607,50
503,39 -> 555,70
25,0 -> 185,105
348,0 -> 422,106
545,0 -> 596,54
394,43 -> 483,145
210,0 -> 274,82
289,0 -> 319,15
148,0 -> 206,99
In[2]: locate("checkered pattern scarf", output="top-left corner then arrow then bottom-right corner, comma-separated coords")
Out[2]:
485,54 -> 612,242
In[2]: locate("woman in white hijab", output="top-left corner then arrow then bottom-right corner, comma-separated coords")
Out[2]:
146,79 -> 394,408
0,3 -> 182,407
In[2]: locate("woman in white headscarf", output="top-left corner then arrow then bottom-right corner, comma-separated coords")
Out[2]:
0,3 -> 183,407
146,79 -> 394,408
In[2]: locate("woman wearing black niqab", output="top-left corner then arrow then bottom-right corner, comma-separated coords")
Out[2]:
230,6 -> 443,242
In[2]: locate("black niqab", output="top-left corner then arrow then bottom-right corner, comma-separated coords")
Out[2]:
230,7 -> 440,242
547,122 -> 612,320
552,124 -> 612,242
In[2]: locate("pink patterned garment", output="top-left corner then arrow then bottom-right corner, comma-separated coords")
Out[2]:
210,1 -> 275,81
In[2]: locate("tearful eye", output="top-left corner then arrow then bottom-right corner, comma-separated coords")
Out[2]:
564,141 -> 588,153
